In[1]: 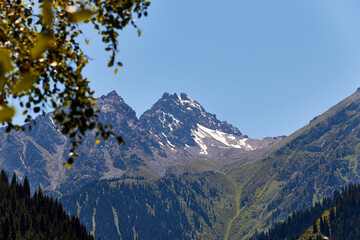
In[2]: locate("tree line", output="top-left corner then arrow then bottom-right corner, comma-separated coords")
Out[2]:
0,169 -> 94,240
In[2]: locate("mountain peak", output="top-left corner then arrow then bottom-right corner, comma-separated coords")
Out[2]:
178,92 -> 189,100
142,92 -> 242,134
159,92 -> 203,111
139,92 -> 244,157
160,92 -> 189,101
100,90 -> 123,101
161,92 -> 191,100
96,91 -> 137,122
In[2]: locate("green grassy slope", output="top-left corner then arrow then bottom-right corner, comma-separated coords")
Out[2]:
225,89 -> 360,239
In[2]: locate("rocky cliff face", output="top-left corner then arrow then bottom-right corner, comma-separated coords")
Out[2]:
140,93 -> 282,162
0,91 -> 284,195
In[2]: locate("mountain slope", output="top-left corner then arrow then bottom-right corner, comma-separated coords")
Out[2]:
61,172 -> 237,240
299,184 -> 360,240
0,91 -> 281,196
0,91 -> 163,195
4,88 -> 360,239
253,183 -> 360,240
224,88 -> 360,239
252,192 -> 336,240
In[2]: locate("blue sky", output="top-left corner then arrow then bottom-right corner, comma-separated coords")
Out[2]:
81,0 -> 360,138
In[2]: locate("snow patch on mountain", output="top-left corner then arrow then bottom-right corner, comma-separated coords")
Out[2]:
193,132 -> 208,155
191,124 -> 255,154
101,105 -> 111,112
177,93 -> 202,109
158,112 -> 181,131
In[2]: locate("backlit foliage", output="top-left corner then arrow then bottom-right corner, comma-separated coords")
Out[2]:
0,0 -> 150,166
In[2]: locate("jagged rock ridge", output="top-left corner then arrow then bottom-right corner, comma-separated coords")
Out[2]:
140,93 -> 282,161
0,91 -> 284,194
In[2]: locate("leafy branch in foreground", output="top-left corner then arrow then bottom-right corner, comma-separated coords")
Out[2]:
0,0 -> 150,167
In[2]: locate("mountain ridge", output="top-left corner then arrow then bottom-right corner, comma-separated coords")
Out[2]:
3,88 -> 360,239
0,91 -> 282,195
223,88 -> 360,239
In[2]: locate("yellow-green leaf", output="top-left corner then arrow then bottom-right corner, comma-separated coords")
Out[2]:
95,139 -> 101,145
138,29 -> 142,37
0,49 -> 13,75
66,158 -> 74,169
0,76 -> 5,93
0,56 -> 8,92
42,0 -> 53,26
66,162 -> 72,169
30,33 -> 52,59
0,105 -> 15,123
71,9 -> 94,23
86,39 -> 90,45
13,73 -> 36,94
63,101 -> 70,108
114,68 -> 118,75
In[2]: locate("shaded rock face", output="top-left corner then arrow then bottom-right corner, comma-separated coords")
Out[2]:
0,91 -> 283,194
0,91 -> 156,194
140,93 -> 282,160
140,93 -> 242,149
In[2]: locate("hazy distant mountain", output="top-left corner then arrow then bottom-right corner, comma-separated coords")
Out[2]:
0,91 -> 281,195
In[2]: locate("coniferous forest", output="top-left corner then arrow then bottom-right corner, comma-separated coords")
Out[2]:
253,184 -> 360,240
250,195 -> 335,240
307,183 -> 360,240
61,172 -> 236,240
0,170 -> 94,240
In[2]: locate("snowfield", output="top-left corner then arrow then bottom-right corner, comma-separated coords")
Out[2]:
191,124 -> 255,155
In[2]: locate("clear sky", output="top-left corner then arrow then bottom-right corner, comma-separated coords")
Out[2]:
79,0 -> 360,138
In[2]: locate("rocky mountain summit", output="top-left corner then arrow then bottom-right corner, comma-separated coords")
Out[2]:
140,92 -> 283,161
0,91 -> 284,194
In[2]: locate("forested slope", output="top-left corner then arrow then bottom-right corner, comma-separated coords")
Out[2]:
252,184 -> 360,240
301,183 -> 360,240
224,89 -> 360,238
0,170 -> 93,240
251,193 -> 336,240
61,172 -> 237,240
